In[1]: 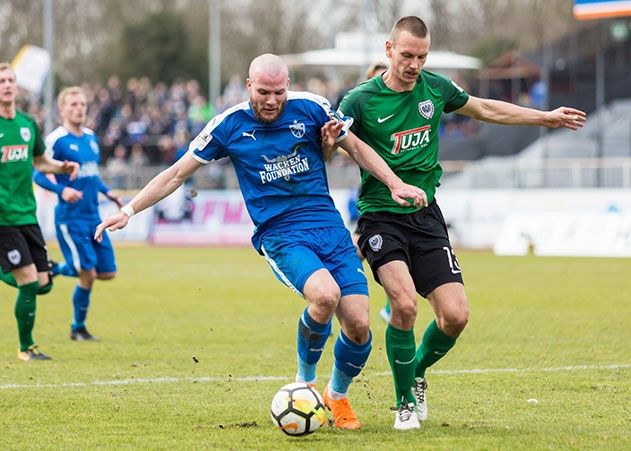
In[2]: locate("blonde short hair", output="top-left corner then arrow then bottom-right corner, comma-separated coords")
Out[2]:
57,86 -> 86,110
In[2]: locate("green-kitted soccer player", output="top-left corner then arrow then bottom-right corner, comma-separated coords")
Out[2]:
339,16 -> 586,429
0,62 -> 78,361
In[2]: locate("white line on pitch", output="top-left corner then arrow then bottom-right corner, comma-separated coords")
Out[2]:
0,363 -> 629,391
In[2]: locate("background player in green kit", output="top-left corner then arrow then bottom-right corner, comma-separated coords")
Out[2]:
338,17 -> 586,430
0,62 -> 78,361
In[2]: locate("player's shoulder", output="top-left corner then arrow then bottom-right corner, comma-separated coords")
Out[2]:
420,69 -> 456,88
287,90 -> 332,112
45,126 -> 70,147
341,78 -> 382,108
82,127 -> 96,136
15,109 -> 38,127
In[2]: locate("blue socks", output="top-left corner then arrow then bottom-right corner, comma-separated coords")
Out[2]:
71,285 -> 91,331
296,308 -> 332,383
330,330 -> 372,396
54,262 -> 78,277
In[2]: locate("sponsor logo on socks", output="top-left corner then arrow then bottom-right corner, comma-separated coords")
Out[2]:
394,357 -> 415,365
346,362 -> 365,370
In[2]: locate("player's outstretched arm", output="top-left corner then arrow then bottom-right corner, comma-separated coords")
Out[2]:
337,131 -> 428,208
33,154 -> 79,180
457,96 -> 586,130
320,119 -> 344,161
94,152 -> 202,241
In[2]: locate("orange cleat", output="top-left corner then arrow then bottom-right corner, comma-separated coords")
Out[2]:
323,384 -> 362,430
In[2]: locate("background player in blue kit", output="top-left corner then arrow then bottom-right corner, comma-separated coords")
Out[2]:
95,54 -> 426,430
34,86 -> 123,341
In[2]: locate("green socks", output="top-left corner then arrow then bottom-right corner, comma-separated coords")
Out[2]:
385,324 -> 416,406
15,281 -> 39,352
0,268 -> 18,287
1,268 -> 53,294
415,319 -> 456,379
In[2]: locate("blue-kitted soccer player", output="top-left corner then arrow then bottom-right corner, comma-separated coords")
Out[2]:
95,54 -> 427,429
34,86 -> 123,341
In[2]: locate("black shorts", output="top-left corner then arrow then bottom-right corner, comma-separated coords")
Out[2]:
357,201 -> 463,298
0,224 -> 49,273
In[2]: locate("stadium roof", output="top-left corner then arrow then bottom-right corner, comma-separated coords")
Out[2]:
280,32 -> 482,71
281,48 -> 482,71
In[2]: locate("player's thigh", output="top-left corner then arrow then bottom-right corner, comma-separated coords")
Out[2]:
260,233 -> 325,296
321,227 -> 368,298
0,225 -> 48,272
408,204 -> 463,298
94,230 -> 117,274
56,222 -> 98,272
426,282 -> 469,322
356,214 -> 411,288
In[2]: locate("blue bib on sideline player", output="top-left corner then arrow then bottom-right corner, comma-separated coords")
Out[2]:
190,91 -> 351,251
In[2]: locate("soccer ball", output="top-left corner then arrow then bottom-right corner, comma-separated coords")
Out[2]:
270,382 -> 327,436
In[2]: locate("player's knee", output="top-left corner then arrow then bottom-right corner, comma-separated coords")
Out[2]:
439,307 -> 469,337
391,297 -> 418,327
309,288 -> 341,317
343,316 -> 370,344
97,272 -> 116,281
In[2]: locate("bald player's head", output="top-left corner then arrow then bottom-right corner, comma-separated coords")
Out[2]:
246,54 -> 290,123
248,54 -> 289,82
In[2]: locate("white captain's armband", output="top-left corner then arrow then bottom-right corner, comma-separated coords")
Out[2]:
329,108 -> 354,143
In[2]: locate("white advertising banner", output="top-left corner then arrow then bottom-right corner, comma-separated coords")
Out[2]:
438,189 -> 631,256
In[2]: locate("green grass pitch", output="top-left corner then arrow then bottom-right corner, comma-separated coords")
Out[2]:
1,247 -> 630,449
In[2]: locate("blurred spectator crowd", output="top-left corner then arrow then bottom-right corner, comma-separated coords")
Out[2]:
17,73 -> 479,189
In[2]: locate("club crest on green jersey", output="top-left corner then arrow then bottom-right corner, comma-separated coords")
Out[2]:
20,127 -> 32,142
418,100 -> 434,120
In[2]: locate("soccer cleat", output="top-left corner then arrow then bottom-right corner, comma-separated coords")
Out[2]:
70,327 -> 99,341
413,377 -> 428,421
323,384 -> 362,430
48,259 -> 59,278
379,307 -> 391,323
17,346 -> 52,362
393,401 -> 420,430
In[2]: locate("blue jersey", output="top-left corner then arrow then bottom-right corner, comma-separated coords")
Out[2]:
36,126 -> 106,222
190,91 -> 350,251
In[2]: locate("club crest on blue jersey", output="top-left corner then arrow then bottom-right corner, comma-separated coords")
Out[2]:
289,120 -> 306,138
418,100 -> 434,120
20,127 -> 31,142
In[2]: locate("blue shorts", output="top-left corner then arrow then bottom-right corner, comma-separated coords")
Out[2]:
260,225 -> 368,297
56,220 -> 117,275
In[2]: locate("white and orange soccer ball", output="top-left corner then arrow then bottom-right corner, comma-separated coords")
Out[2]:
270,382 -> 327,436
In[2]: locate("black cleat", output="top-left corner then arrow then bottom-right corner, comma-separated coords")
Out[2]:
48,259 -> 59,278
70,327 -> 99,341
17,346 -> 52,362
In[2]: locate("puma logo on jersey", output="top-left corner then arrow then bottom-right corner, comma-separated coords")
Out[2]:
390,125 -> 430,154
377,114 -> 394,123
1,145 -> 29,162
242,130 -> 256,140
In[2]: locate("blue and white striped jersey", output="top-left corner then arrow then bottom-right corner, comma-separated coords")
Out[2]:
36,126 -> 106,222
190,91 -> 351,251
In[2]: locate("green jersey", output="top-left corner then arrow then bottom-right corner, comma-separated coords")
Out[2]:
339,69 -> 469,214
0,110 -> 46,226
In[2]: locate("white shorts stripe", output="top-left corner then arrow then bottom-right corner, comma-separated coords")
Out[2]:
260,244 -> 301,296
59,223 -> 82,274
